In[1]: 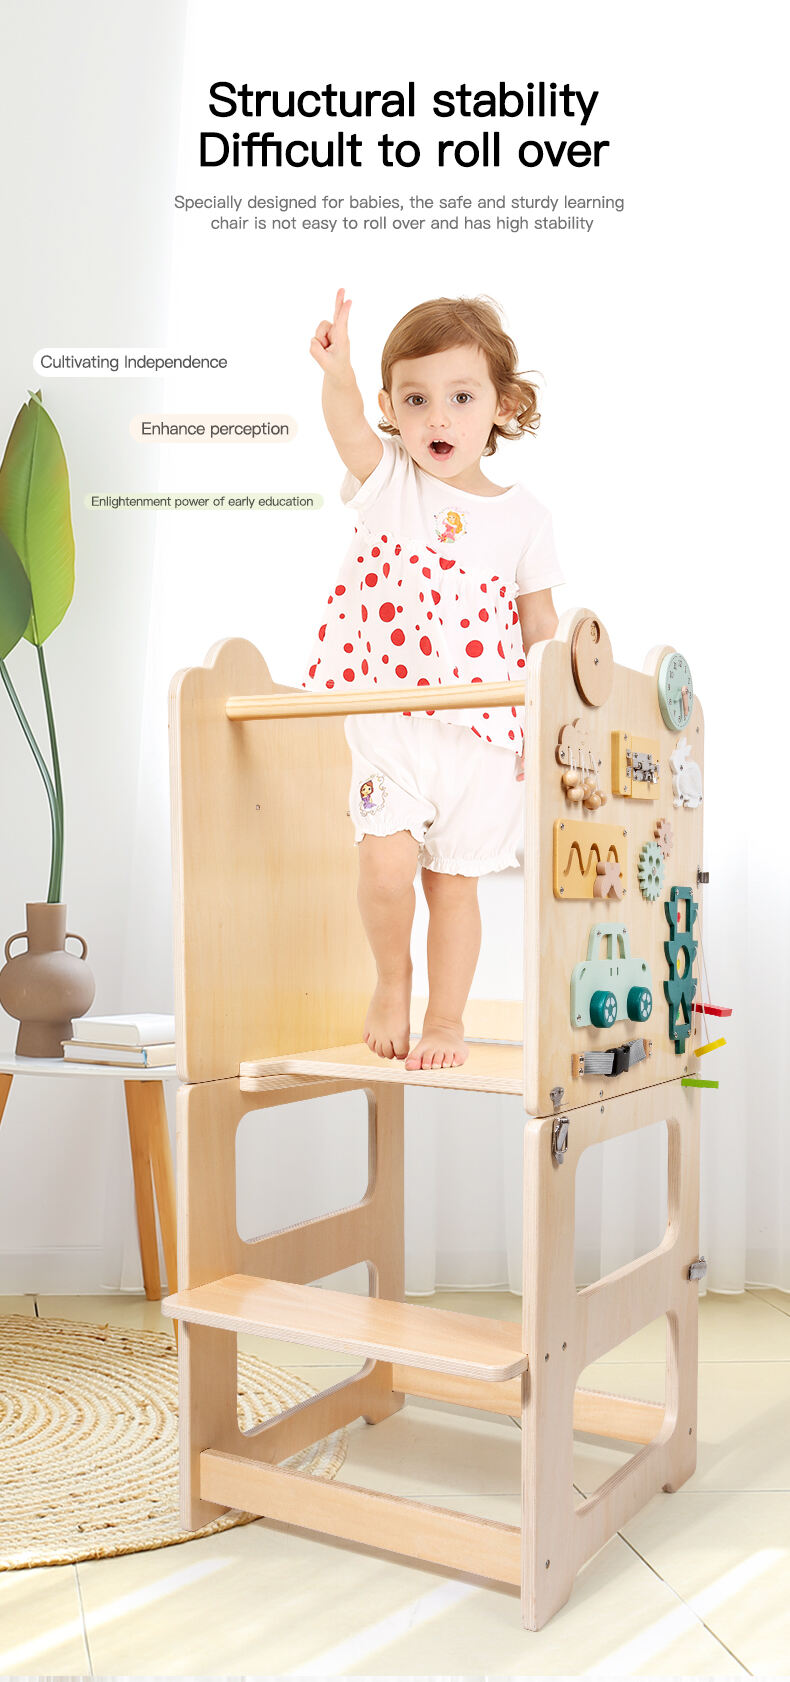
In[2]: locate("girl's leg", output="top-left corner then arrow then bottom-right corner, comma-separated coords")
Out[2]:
406,868 -> 482,1070
356,830 -> 421,1058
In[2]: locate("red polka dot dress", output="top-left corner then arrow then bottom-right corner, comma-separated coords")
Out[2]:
301,436 -> 564,755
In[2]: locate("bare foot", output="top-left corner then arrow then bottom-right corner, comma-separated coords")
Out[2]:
363,975 -> 412,1059
404,1017 -> 468,1071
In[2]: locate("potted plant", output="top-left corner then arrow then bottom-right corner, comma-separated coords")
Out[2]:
0,391 -> 94,1056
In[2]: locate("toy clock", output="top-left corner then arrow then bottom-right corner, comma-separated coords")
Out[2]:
657,651 -> 694,730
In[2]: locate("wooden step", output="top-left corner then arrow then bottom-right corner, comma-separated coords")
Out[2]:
162,1275 -> 529,1382
239,1040 -> 523,1095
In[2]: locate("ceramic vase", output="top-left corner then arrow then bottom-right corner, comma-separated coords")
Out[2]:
0,902 -> 95,1058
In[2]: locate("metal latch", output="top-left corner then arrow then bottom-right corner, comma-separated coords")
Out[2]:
628,749 -> 659,783
550,1086 -> 569,1166
688,1255 -> 708,1281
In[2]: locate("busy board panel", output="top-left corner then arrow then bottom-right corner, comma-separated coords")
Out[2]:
523,608 -> 704,1116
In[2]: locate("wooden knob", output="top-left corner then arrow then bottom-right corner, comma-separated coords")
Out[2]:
570,614 -> 614,707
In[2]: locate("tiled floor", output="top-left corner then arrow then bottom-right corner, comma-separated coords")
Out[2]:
1,1288 -> 789,1675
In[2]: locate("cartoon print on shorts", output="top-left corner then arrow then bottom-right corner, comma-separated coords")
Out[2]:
358,772 -> 388,818
435,507 -> 467,545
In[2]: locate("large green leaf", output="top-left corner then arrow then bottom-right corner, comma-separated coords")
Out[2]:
0,528 -> 33,658
0,391 -> 74,646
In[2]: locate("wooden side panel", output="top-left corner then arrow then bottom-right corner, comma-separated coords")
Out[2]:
169,638 -> 376,1082
524,615 -> 704,1116
521,1080 -> 701,1627
174,1076 -> 407,1519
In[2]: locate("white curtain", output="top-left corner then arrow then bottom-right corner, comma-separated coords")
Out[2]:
104,0 -> 788,1301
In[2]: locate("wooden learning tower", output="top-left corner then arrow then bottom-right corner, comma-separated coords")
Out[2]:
163,606 -> 708,1631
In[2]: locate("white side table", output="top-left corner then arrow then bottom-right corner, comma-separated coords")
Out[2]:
0,1055 -> 178,1301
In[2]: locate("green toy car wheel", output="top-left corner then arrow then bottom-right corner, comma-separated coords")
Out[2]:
627,986 -> 653,1022
590,990 -> 618,1028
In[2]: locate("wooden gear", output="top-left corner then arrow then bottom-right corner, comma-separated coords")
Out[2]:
163,607 -> 706,1632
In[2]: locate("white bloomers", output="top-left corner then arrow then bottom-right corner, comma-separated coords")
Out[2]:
343,710 -> 524,876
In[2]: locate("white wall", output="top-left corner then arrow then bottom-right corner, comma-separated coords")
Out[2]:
0,0 -> 186,1291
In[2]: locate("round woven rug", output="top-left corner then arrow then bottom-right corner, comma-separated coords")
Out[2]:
0,1314 -> 349,1569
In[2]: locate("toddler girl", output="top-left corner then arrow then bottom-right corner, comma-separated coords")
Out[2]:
301,291 -> 563,1071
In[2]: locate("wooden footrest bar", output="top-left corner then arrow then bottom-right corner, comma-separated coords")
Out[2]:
163,1274 -> 529,1381
201,1450 -> 522,1585
393,1365 -> 664,1444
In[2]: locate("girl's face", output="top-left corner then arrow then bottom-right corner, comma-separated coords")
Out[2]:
378,343 -> 514,488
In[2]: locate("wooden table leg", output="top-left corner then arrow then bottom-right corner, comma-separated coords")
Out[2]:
124,1080 -> 178,1299
0,1073 -> 13,1126
122,1080 -> 179,1348
124,1081 -> 161,1298
146,1082 -> 178,1300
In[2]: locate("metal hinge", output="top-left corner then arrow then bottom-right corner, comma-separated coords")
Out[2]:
550,1086 -> 569,1166
688,1255 -> 708,1281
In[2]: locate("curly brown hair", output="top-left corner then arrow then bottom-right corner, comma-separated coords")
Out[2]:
379,295 -> 541,456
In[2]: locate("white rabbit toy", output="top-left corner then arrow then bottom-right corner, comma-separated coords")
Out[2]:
670,736 -> 703,809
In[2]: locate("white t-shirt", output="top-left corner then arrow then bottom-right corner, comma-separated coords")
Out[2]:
300,434 -> 564,754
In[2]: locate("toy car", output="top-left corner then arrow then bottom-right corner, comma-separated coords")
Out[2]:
570,923 -> 652,1029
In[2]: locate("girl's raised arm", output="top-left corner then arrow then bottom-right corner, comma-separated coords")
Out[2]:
310,289 -> 383,485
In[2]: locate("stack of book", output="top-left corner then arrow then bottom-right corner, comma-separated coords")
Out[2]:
61,1014 -> 176,1068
